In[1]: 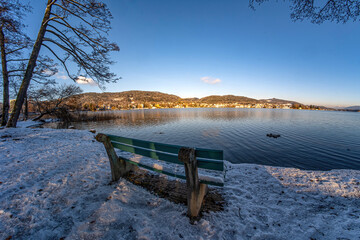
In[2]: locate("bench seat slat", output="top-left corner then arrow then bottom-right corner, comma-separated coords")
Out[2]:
108,134 -> 223,160
121,157 -> 224,187
112,141 -> 224,171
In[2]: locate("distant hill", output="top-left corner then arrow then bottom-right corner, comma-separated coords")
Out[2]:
71,90 -> 181,103
182,98 -> 200,103
345,106 -> 360,111
63,90 -> 182,110
67,91 -> 261,107
200,95 -> 258,104
62,90 -> 327,111
259,98 -> 300,105
66,90 -> 180,108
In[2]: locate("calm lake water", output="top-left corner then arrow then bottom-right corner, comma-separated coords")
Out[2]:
50,108 -> 360,171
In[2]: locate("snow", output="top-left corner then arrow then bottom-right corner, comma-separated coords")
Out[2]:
15,120 -> 44,128
0,124 -> 359,239
118,150 -> 224,185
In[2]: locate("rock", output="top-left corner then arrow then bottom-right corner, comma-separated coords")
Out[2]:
89,129 -> 96,134
266,133 -> 281,138
68,126 -> 75,129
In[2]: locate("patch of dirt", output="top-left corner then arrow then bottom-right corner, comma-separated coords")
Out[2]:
122,168 -> 224,214
1,135 -> 12,138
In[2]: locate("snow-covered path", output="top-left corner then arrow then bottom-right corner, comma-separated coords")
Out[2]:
0,126 -> 359,239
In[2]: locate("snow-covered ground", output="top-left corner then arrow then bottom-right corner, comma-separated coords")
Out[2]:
0,123 -> 359,240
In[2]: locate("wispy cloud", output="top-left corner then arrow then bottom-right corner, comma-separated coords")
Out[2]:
41,68 -> 58,77
201,76 -> 221,85
42,70 -> 68,80
56,73 -> 68,80
76,76 -> 98,86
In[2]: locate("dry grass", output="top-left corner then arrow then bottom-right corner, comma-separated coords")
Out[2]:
121,168 -> 225,215
70,111 -> 123,122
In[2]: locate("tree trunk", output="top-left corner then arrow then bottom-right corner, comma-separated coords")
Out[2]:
6,0 -> 54,127
178,147 -> 208,220
0,25 -> 9,126
33,112 -> 48,121
24,93 -> 28,120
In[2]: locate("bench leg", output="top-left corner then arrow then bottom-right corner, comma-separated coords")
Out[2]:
188,182 -> 208,219
96,133 -> 133,181
178,147 -> 208,219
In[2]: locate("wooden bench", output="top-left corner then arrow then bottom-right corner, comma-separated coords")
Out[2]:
95,133 -> 224,219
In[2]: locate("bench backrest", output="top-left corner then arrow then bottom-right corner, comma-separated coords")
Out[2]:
107,134 -> 224,172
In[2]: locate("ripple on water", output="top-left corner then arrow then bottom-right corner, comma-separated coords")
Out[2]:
46,108 -> 360,171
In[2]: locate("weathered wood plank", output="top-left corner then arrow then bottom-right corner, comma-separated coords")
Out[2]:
107,134 -> 223,160
121,157 -> 224,187
111,141 -> 224,171
178,147 -> 208,219
95,133 -> 135,180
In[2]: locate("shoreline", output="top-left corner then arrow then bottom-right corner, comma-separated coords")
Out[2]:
0,124 -> 359,239
72,106 -> 359,113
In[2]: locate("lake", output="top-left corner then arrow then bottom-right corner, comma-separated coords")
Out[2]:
48,108 -> 360,171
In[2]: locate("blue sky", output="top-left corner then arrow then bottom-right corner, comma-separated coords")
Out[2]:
25,0 -> 360,107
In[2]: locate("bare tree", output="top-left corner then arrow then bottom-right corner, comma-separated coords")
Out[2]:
3,58 -> 59,121
0,1 -> 57,125
7,0 -> 120,127
249,0 -> 360,23
0,0 -> 31,126
29,83 -> 82,121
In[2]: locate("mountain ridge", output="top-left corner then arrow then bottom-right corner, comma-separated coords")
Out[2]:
344,106 -> 360,111
64,90 -> 328,111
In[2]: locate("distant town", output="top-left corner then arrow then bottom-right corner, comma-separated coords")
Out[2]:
4,90 -> 359,114
60,91 -> 357,112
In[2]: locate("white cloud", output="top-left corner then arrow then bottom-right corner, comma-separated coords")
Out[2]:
76,76 -> 98,86
201,76 -> 222,85
56,74 -> 68,80
42,69 -> 60,78
42,69 -> 68,80
42,69 -> 54,75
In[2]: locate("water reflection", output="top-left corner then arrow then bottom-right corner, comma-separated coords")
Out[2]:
45,108 -> 360,171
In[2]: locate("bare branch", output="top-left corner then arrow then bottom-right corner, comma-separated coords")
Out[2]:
7,58 -> 29,62
5,45 -> 27,55
251,0 -> 360,23
42,43 -> 74,80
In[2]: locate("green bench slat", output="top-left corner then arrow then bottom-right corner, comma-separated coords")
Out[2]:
108,134 -> 223,160
120,156 -> 224,187
112,141 -> 224,171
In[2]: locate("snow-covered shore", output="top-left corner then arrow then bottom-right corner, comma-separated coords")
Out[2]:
0,124 -> 359,239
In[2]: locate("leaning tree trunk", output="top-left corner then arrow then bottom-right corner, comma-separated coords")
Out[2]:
6,0 -> 54,128
0,25 -> 9,126
32,111 -> 48,121
24,93 -> 28,120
